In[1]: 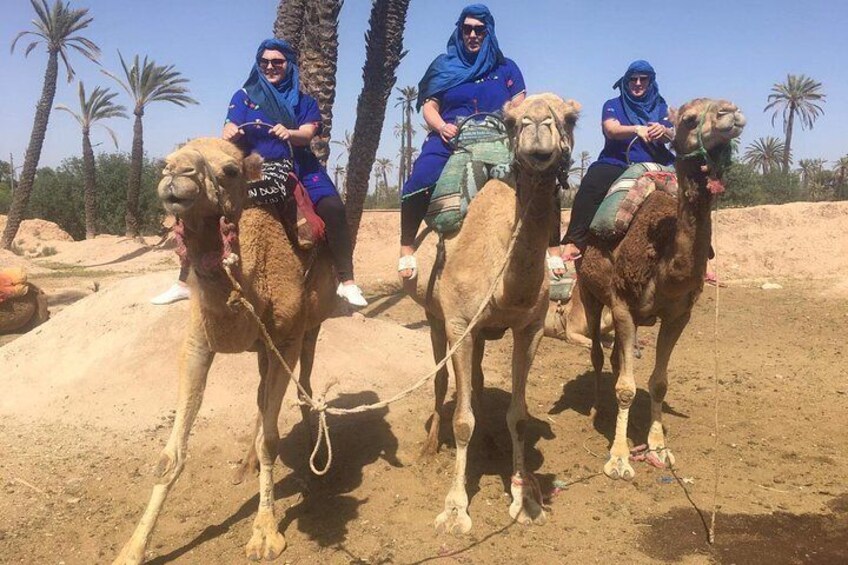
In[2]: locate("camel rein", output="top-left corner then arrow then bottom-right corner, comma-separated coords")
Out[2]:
218,196 -> 534,476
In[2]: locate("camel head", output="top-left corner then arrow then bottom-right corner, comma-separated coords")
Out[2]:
158,137 -> 263,220
672,98 -> 746,158
504,93 -> 581,174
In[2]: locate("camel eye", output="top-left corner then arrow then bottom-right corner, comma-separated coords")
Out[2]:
222,163 -> 240,177
683,115 -> 699,128
564,116 -> 577,127
521,117 -> 533,126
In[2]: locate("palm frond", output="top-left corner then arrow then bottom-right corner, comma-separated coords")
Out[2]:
98,124 -> 121,150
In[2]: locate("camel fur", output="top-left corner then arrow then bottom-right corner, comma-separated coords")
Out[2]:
113,138 -> 336,564
406,94 -> 581,533
544,282 -> 613,348
578,99 -> 746,480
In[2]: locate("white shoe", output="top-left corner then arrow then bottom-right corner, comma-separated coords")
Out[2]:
150,283 -> 190,305
337,283 -> 368,307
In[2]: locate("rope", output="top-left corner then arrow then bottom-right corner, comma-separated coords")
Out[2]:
708,189 -> 722,544
221,201 -> 531,475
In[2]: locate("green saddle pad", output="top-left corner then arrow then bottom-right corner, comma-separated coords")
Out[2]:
425,115 -> 512,234
589,162 -> 674,239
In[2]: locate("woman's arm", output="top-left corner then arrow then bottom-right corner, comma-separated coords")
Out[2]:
423,98 -> 457,142
269,122 -> 318,146
603,117 -> 650,142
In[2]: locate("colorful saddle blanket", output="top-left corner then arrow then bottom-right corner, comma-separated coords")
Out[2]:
589,162 -> 677,239
424,115 -> 513,234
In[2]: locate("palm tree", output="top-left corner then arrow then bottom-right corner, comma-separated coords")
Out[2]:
332,161 -> 346,189
764,74 -> 826,173
331,129 -> 354,164
274,0 -> 307,56
743,137 -> 786,175
834,156 -> 848,199
394,85 -> 418,185
374,157 -> 394,197
55,82 -> 127,239
103,53 -> 197,238
1,0 -> 100,250
343,0 -> 412,248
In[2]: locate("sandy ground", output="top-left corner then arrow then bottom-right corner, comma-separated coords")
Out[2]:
1,203 -> 847,564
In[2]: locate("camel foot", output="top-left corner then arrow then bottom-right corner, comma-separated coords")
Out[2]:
245,511 -> 286,561
604,455 -> 635,480
509,473 -> 547,526
647,445 -> 676,468
418,438 -> 440,460
434,506 -> 473,535
231,453 -> 260,485
112,541 -> 145,565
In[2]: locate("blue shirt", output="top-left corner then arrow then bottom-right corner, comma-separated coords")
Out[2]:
225,89 -> 324,177
429,58 -> 525,123
595,97 -> 674,168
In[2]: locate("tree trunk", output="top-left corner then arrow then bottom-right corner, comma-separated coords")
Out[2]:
297,0 -> 342,166
126,109 -> 144,239
0,51 -> 59,250
782,104 -> 795,174
404,100 -> 413,181
274,0 -> 307,56
344,0 -> 411,249
81,127 -> 97,239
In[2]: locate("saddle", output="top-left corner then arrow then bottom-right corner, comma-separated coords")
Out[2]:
0,268 -> 29,304
424,115 -> 513,234
245,159 -> 325,250
589,162 -> 677,240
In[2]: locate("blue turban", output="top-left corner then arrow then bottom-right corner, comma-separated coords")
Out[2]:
416,4 -> 504,110
612,60 -> 666,126
243,38 -> 300,128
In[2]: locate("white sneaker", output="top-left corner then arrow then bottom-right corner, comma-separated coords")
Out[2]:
150,283 -> 190,305
336,283 -> 368,307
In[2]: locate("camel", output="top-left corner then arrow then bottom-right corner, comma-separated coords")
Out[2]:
544,282 -> 613,348
113,138 -> 337,564
406,94 -> 581,533
0,269 -> 49,335
578,98 -> 746,480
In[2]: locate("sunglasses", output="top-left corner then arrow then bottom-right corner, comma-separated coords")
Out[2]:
628,75 -> 651,85
259,58 -> 287,70
461,24 -> 487,37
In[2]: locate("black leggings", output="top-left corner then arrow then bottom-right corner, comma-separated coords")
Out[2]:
402,188 -> 563,248
562,163 -> 624,250
315,193 -> 355,281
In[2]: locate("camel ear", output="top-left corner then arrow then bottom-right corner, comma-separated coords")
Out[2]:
667,106 -> 678,125
560,98 -> 581,127
502,98 -> 522,137
243,153 -> 264,182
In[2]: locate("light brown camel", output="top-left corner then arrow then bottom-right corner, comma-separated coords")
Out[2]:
544,282 -> 613,348
579,98 -> 746,480
407,94 -> 580,533
0,270 -> 49,335
113,138 -> 336,564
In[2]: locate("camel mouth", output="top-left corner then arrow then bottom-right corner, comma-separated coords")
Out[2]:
525,150 -> 555,168
162,194 -> 195,214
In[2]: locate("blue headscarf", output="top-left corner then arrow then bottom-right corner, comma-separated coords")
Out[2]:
243,38 -> 300,128
612,60 -> 666,126
416,4 -> 504,110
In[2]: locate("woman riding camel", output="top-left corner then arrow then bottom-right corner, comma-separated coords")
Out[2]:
398,4 -> 548,279
223,38 -> 367,306
560,59 -> 675,264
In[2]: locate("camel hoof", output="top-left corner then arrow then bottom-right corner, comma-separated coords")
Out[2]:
434,507 -> 473,535
509,499 -> 547,526
231,457 -> 260,485
112,541 -> 144,565
649,446 -> 676,468
245,527 -> 286,561
604,456 -> 635,481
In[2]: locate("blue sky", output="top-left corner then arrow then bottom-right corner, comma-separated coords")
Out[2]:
2,0 -> 846,183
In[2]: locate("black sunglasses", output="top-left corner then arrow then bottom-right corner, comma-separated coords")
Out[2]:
461,24 -> 487,37
259,57 -> 287,69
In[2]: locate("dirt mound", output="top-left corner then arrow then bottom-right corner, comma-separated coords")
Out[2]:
0,215 -> 74,258
34,234 -> 177,273
711,201 -> 848,282
0,271 -> 432,431
0,249 -> 51,274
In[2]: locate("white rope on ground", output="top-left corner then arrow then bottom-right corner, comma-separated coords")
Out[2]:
222,204 -> 530,476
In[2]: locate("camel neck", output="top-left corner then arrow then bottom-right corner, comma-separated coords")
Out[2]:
670,158 -> 714,281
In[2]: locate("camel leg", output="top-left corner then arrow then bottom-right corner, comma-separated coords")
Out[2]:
646,313 -> 689,467
231,344 -> 269,485
244,340 -> 299,561
434,318 -> 475,535
604,301 -> 638,480
581,286 -> 606,423
298,325 -> 321,448
507,322 -> 547,526
113,324 -> 215,565
422,314 -> 449,457
471,338 -> 485,417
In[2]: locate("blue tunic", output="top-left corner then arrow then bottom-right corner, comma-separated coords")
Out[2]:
225,89 -> 337,203
402,58 -> 526,199
594,97 -> 674,169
